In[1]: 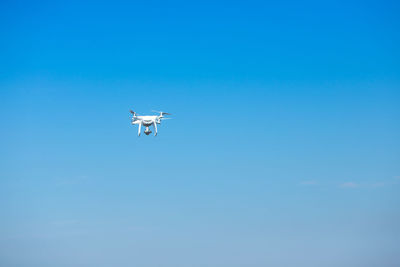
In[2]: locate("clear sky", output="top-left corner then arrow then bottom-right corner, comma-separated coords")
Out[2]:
1,1 -> 399,266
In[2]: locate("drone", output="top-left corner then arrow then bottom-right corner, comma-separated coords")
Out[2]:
130,110 -> 171,136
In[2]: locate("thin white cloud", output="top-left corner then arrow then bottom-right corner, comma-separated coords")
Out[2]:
371,182 -> 385,187
55,175 -> 90,187
300,180 -> 317,185
51,220 -> 79,226
340,182 -> 359,188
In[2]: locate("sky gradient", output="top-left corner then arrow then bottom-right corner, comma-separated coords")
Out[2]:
1,1 -> 400,266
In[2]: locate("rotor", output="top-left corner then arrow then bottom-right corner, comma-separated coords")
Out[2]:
152,110 -> 171,116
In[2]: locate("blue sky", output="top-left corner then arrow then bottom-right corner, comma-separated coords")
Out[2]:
1,1 -> 399,266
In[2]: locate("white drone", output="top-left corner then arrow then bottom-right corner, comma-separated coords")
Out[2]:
130,110 -> 171,136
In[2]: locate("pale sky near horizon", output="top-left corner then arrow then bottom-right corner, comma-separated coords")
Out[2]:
1,1 -> 399,266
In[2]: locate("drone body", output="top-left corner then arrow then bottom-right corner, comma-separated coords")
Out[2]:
130,110 -> 171,136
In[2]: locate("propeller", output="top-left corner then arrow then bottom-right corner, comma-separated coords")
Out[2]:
152,110 -> 171,115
